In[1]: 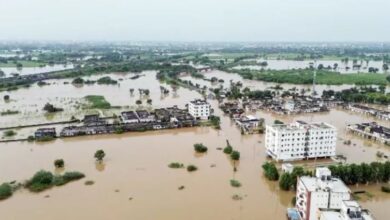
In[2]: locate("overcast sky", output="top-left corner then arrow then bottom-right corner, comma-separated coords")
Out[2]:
0,0 -> 389,42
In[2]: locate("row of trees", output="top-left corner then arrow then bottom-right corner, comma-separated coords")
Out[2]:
329,162 -> 390,185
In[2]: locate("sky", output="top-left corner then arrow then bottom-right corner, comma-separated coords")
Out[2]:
0,0 -> 389,42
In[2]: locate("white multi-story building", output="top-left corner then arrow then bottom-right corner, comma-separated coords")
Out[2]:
320,200 -> 374,220
188,99 -> 211,120
296,167 -> 351,220
265,121 -> 337,161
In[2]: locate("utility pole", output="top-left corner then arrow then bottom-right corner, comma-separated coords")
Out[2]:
312,60 -> 317,97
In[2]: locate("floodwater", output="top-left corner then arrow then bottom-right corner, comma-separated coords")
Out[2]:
0,70 -> 389,220
233,59 -> 387,74
0,64 -> 74,77
181,70 -> 390,94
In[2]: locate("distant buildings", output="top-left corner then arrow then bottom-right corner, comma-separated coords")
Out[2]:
265,121 -> 337,161
347,122 -> 389,145
296,167 -> 351,220
188,99 -> 211,120
348,104 -> 390,121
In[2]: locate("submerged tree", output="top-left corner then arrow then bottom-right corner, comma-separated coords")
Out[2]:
94,150 -> 106,162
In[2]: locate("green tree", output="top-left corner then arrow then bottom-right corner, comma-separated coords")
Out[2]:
54,159 -> 65,168
230,151 -> 240,161
194,143 -> 208,153
94,150 -> 106,161
3,95 -> 10,101
279,173 -> 293,191
0,183 -> 12,200
262,162 -> 279,181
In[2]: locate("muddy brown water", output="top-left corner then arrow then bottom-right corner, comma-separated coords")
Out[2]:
0,71 -> 389,220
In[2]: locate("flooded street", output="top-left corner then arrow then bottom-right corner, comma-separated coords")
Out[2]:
0,70 -> 389,220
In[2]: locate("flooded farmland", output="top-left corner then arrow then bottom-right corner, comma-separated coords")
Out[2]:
0,70 -> 389,220
232,59 -> 387,74
0,64 -> 74,77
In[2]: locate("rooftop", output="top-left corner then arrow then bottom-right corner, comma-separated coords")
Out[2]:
190,99 -> 209,106
300,175 -> 350,193
270,121 -> 335,131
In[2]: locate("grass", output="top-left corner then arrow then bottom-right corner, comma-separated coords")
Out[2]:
0,60 -> 47,68
84,95 -> 111,109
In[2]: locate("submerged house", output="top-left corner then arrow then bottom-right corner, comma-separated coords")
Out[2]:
35,128 -> 56,139
136,110 -> 156,123
121,111 -> 139,123
83,114 -> 106,126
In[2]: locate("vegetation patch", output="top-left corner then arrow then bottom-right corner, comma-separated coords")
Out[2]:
187,165 -> 198,172
168,162 -> 185,169
0,110 -> 20,116
84,95 -> 111,109
194,143 -> 208,153
25,170 -> 85,192
3,130 -> 16,137
262,162 -> 279,181
230,179 -> 242,188
0,183 -> 13,200
229,68 -> 389,86
381,185 -> 390,193
97,76 -> 118,85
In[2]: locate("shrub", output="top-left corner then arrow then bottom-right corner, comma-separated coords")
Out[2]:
3,130 -> 16,137
381,186 -> 390,193
94,150 -> 105,161
85,180 -> 95,186
230,151 -> 240,161
223,145 -> 233,154
27,135 -> 35,142
43,103 -> 63,113
62,172 -> 85,182
262,162 -> 279,181
72,77 -> 84,84
230,179 -> 242,188
187,165 -> 198,172
168,162 -> 184,169
194,143 -> 208,153
3,95 -> 10,101
279,173 -> 293,191
274,120 -> 284,125
54,159 -> 65,168
0,183 -> 13,200
26,170 -> 54,192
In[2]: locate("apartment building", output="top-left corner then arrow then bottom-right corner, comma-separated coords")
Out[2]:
265,121 -> 337,161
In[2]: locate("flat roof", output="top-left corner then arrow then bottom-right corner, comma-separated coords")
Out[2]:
300,176 -> 350,193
